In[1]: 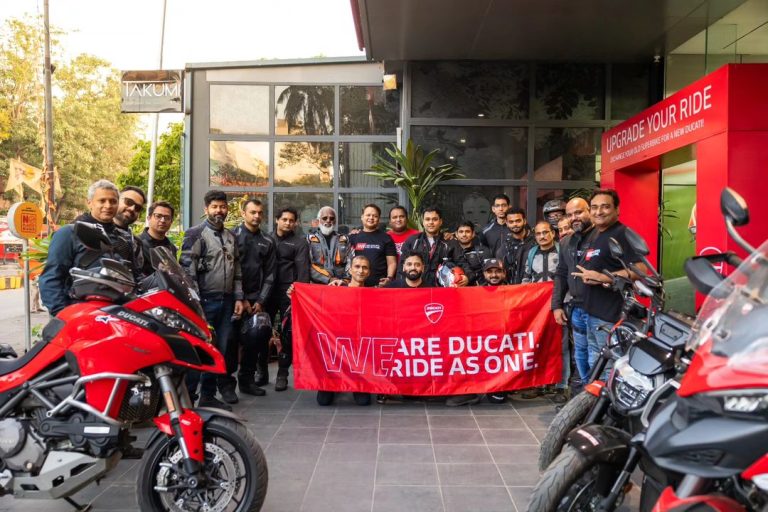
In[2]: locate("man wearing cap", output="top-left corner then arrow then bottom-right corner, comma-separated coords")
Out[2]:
445,258 -> 509,406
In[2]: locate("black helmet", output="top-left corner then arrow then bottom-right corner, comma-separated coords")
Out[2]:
542,199 -> 566,216
241,312 -> 272,338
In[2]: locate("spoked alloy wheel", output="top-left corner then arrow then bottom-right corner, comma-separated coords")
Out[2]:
138,418 -> 268,512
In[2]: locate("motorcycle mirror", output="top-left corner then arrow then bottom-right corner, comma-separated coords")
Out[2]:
720,188 -> 749,227
74,221 -> 113,252
624,227 -> 650,257
608,237 -> 624,259
684,256 -> 728,298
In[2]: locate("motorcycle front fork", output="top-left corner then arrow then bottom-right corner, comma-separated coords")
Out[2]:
154,365 -> 202,476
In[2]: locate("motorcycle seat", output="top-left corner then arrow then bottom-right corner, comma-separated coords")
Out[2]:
0,318 -> 65,377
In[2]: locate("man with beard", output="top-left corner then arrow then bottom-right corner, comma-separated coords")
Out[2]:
267,207 -> 310,392
445,258 -> 509,406
557,217 -> 573,238
447,221 -> 492,285
112,186 -> 147,280
385,253 -> 429,288
41,180 -> 141,315
386,205 -> 419,264
349,204 -> 397,287
180,190 -> 244,410
479,194 -> 511,251
232,198 -> 276,397
552,197 -> 595,383
138,201 -> 177,276
572,189 -> 646,371
400,207 -> 467,288
308,206 -> 350,285
495,207 -> 535,284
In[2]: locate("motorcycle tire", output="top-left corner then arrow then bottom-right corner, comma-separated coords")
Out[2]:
527,447 -> 623,512
538,390 -> 598,472
137,417 -> 268,512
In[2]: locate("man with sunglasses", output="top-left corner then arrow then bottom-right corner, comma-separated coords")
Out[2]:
112,186 -> 147,280
138,201 -> 178,276
308,206 -> 350,285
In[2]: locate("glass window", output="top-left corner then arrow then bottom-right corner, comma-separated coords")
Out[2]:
431,185 -> 527,232
534,128 -> 601,182
411,126 -> 528,180
411,61 -> 529,119
274,142 -> 333,187
533,63 -> 605,120
210,85 -> 269,135
275,85 -> 334,135
209,141 -> 269,187
611,63 -> 650,120
339,142 -> 395,188
223,192 -> 269,228
534,188 -> 588,221
273,192 -> 334,237
338,193 -> 399,232
340,86 -> 400,135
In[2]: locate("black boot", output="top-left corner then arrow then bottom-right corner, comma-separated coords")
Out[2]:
239,374 -> 266,396
255,367 -> 269,387
275,368 -> 289,392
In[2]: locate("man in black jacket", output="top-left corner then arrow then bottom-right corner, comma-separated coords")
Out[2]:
233,198 -> 276,396
448,221 -> 492,286
113,185 -> 146,280
479,194 -> 510,250
138,201 -> 177,276
267,207 -> 310,391
496,207 -> 535,284
400,207 -> 468,287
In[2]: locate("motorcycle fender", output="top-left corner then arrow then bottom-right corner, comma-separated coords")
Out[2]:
566,424 -> 631,466
150,408 -> 246,462
652,486 -> 746,512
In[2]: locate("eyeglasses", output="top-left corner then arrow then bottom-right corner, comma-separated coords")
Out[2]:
152,213 -> 172,221
123,197 -> 144,213
535,231 -> 553,237
320,216 -> 336,221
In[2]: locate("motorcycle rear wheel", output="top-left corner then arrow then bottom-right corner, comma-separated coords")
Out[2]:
538,391 -> 599,471
137,417 -> 268,512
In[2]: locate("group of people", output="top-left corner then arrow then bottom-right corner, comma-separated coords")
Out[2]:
38,178 -> 646,411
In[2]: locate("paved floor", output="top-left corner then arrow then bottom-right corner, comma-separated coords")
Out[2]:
0,365 -> 639,512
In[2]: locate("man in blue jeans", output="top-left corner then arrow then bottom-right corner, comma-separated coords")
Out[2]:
571,189 -> 646,372
180,190 -> 244,411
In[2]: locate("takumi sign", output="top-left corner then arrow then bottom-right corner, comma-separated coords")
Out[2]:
121,70 -> 183,113
602,68 -> 727,170
291,283 -> 563,395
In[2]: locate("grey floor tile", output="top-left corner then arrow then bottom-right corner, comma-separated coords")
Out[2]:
332,414 -> 380,428
320,443 -> 379,463
437,463 -> 505,486
372,485 -> 443,512
518,413 -> 557,430
530,428 -> 549,443
283,414 -> 334,428
443,485 -> 515,512
433,444 -> 493,464
302,482 -> 374,512
426,404 -> 473,415
89,484 -> 138,510
242,412 -> 287,426
335,404 -> 383,415
488,444 -> 541,464
508,486 -> 534,510
268,459 -> 318,484
311,460 -> 377,485
482,429 -> 539,445
379,427 -> 431,444
250,425 -> 280,445
378,444 -> 435,463
272,426 -> 329,444
326,427 -> 379,444
428,415 -> 478,429
470,403 -> 515,414
263,478 -> 312,512
474,415 -> 527,429
376,462 -> 439,486
497,463 -> 543,487
380,413 -> 429,428
265,441 -> 324,463
380,403 -> 427,415
431,428 -> 484,445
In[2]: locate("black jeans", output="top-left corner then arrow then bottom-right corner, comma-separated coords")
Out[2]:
237,317 -> 272,377
266,292 -> 292,371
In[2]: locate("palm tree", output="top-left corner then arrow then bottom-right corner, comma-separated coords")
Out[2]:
276,86 -> 334,135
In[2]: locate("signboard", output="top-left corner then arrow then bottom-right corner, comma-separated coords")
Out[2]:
121,70 -> 183,113
8,202 -> 43,240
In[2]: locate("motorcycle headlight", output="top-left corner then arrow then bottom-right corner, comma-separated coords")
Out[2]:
146,306 -> 210,342
608,356 -> 654,412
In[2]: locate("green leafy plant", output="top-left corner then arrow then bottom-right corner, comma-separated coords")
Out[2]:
366,139 -> 465,229
22,234 -> 54,266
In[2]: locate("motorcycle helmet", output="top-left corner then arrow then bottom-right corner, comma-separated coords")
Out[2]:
436,261 -> 465,287
542,199 -> 567,228
241,312 -> 272,337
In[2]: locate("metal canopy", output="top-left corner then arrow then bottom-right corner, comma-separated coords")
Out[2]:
352,0 -> 747,62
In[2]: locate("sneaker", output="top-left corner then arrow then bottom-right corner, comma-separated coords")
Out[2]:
487,393 -> 507,404
219,386 -> 239,404
445,394 -> 483,407
551,389 -> 570,405
198,395 -> 233,411
275,370 -> 289,392
352,393 -> 372,406
239,376 -> 267,397
376,394 -> 387,404
519,387 -> 543,399
316,391 -> 335,406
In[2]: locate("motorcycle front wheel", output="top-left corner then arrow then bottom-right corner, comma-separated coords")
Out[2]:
137,417 -> 268,512
538,390 -> 599,471
527,447 -> 624,512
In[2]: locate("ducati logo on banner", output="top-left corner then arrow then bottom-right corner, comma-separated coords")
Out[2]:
424,303 -> 444,324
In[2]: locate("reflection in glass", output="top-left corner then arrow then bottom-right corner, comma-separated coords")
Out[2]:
611,64 -> 650,120
223,192 -> 269,227
340,86 -> 400,135
274,142 -> 333,187
533,63 -> 605,120
339,142 -> 395,188
411,126 -> 528,180
273,192 -> 334,237
275,85 -> 334,135
209,141 -> 269,187
411,61 -> 529,119
431,186 -> 527,232
338,193 -> 399,232
534,128 -> 601,182
210,85 -> 269,134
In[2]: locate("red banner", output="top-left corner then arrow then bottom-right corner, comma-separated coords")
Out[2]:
291,282 -> 562,395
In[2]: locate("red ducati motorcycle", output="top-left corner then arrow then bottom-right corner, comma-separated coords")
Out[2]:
0,222 -> 267,511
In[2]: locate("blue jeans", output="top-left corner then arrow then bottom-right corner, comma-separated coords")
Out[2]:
187,295 -> 235,398
586,313 -> 614,377
570,306 -> 590,381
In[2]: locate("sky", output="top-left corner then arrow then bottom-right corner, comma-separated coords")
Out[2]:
0,0 -> 365,135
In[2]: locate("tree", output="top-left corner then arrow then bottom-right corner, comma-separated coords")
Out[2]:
118,122 -> 183,216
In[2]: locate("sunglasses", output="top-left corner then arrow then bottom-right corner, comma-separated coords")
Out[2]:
123,197 -> 144,213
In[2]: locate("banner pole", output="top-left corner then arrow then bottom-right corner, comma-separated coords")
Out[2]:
23,239 -> 31,352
